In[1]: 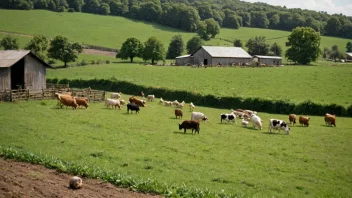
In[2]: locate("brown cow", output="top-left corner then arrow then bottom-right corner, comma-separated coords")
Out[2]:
75,97 -> 89,108
289,114 -> 296,126
129,96 -> 146,107
325,113 -> 336,127
175,109 -> 183,119
179,120 -> 200,134
299,116 -> 310,127
55,93 -> 78,109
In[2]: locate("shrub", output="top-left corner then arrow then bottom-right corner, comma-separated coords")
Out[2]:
91,60 -> 95,64
68,8 -> 75,12
81,60 -> 88,66
106,60 -> 110,64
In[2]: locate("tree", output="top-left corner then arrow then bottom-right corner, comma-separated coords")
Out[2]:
322,47 -> 331,59
67,0 -> 84,12
81,0 -> 100,14
205,18 -> 220,38
48,35 -> 82,67
117,38 -> 143,63
245,36 -> 270,55
285,27 -> 321,65
250,11 -> 269,28
0,36 -> 19,50
99,3 -> 110,15
325,17 -> 342,36
270,42 -> 282,56
346,42 -> 352,52
25,35 -> 49,60
142,37 -> 165,65
166,35 -> 184,59
138,2 -> 162,22
330,45 -> 343,62
197,21 -> 209,40
233,39 -> 243,47
186,36 -> 203,54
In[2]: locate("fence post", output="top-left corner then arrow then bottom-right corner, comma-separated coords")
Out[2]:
27,89 -> 30,100
10,90 -> 13,102
42,89 -> 45,100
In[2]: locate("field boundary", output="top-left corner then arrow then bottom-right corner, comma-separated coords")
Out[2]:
0,146 -> 242,198
47,78 -> 352,117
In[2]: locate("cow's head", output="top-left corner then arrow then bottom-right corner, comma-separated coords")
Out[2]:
178,124 -> 182,130
202,116 -> 208,122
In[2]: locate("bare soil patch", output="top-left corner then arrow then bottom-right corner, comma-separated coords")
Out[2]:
0,158 -> 161,198
82,49 -> 117,57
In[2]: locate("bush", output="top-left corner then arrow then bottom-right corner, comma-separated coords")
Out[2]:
81,60 -> 88,66
68,8 -> 75,12
96,59 -> 102,64
57,6 -> 65,12
48,60 -> 56,65
91,60 -> 95,64
106,60 -> 110,64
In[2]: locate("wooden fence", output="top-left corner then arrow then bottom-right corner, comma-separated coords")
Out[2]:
0,88 -> 105,102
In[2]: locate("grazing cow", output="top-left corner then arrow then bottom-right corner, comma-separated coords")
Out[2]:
111,92 -> 121,99
289,114 -> 296,126
189,102 -> 195,111
220,113 -> 236,124
299,116 -> 310,127
191,112 -> 208,122
55,93 -> 78,109
164,101 -> 172,106
119,99 -> 126,106
147,95 -> 155,102
176,101 -> 185,108
172,100 -> 179,107
159,97 -> 164,104
127,103 -> 140,114
75,97 -> 89,108
268,119 -> 290,135
175,109 -> 183,119
250,114 -> 262,130
129,96 -> 146,107
241,118 -> 251,127
325,113 -> 336,127
179,120 -> 200,134
231,109 -> 245,118
105,99 -> 121,109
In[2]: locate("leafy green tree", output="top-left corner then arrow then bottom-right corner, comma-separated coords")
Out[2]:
270,42 -> 282,56
81,0 -> 100,14
330,45 -> 343,62
0,36 -> 20,50
66,0 -> 84,11
250,11 -> 269,28
186,36 -> 203,54
33,0 -> 48,9
110,1 -> 128,16
245,36 -> 270,55
25,35 -> 49,60
233,39 -> 243,47
269,14 -> 280,29
197,21 -> 209,40
179,5 -> 200,32
48,35 -> 83,67
142,37 -> 165,65
117,38 -> 143,63
346,42 -> 352,52
285,27 -> 321,65
205,18 -> 220,38
138,2 -> 162,22
325,17 -> 342,36
238,12 -> 251,27
166,35 -> 184,59
99,3 -> 110,15
322,47 -> 331,59
195,3 -> 213,20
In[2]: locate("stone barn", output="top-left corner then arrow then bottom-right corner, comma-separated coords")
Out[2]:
175,54 -> 192,66
0,50 -> 49,91
191,46 -> 252,66
252,55 -> 282,66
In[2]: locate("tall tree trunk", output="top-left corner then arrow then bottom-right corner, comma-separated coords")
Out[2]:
152,58 -> 154,65
64,62 -> 67,67
130,56 -> 133,63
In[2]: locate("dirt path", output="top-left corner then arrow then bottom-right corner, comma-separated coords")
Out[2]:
0,31 -> 34,38
0,158 -> 161,198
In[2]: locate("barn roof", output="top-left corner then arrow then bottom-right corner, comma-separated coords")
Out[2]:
192,46 -> 252,58
347,53 -> 352,57
176,54 -> 191,59
0,50 -> 49,68
253,55 -> 282,60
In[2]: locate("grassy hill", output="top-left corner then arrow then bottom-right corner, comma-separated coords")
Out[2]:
0,9 -> 350,55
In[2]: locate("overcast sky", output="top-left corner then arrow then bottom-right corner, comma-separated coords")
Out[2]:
243,0 -> 352,16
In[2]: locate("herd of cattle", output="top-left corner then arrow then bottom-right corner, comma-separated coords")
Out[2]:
54,91 -> 337,135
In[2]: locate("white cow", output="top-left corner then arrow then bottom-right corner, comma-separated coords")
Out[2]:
189,102 -> 195,111
268,119 -> 290,135
147,95 -> 155,102
111,92 -> 121,99
191,112 -> 208,122
250,114 -> 262,130
105,98 -> 121,109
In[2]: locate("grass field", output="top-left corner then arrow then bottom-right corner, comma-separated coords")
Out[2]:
0,9 -> 350,54
47,63 -> 352,107
0,97 -> 351,197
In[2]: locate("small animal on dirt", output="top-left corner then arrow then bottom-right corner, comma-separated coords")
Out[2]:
69,176 -> 83,189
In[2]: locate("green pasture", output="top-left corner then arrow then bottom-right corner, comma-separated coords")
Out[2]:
47,63 -> 352,107
0,97 -> 351,197
0,9 -> 350,54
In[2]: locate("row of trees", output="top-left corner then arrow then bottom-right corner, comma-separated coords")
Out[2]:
1,0 -> 352,39
0,35 -> 82,66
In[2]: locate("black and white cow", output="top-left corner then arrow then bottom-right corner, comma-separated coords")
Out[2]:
220,113 -> 236,124
268,119 -> 290,135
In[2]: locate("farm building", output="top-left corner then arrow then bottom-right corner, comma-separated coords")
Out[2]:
175,54 -> 192,66
191,46 -> 252,66
347,53 -> 352,61
252,55 -> 282,66
0,50 -> 49,91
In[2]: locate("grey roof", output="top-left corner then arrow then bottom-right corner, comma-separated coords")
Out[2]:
253,55 -> 282,60
0,50 -> 49,68
194,46 -> 252,58
176,54 -> 191,59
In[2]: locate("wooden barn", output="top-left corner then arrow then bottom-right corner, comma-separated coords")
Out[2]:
0,50 -> 49,91
191,46 -> 252,66
175,54 -> 192,66
252,55 -> 282,66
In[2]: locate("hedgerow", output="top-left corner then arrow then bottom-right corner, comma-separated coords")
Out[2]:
0,146 -> 243,198
47,78 -> 352,117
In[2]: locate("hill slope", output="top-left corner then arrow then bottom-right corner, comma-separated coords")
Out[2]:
0,9 -> 350,54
